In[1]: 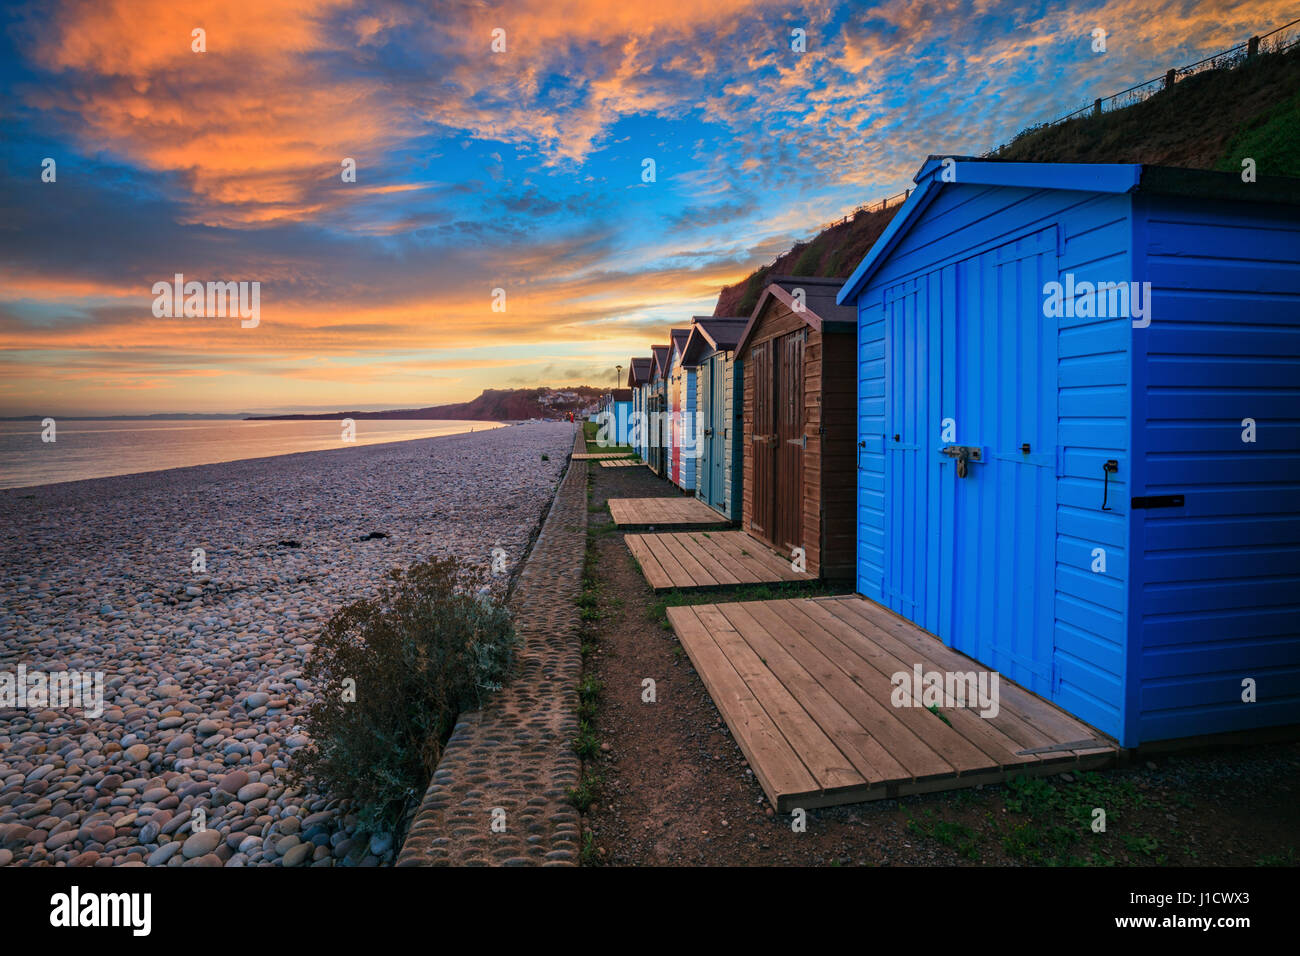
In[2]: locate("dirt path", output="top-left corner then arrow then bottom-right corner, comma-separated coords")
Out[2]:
578,462 -> 1300,866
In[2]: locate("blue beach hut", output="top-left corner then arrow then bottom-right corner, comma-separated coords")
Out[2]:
627,357 -> 652,459
681,316 -> 748,519
837,159 -> 1300,748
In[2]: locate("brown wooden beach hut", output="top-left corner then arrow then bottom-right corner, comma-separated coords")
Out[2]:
734,276 -> 857,579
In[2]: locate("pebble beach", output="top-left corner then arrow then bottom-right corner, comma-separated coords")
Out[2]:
0,421 -> 575,867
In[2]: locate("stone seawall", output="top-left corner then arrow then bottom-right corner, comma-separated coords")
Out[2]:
396,428 -> 588,865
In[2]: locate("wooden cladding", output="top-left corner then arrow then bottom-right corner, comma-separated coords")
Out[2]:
773,329 -> 805,553
749,340 -> 772,537
742,295 -> 855,580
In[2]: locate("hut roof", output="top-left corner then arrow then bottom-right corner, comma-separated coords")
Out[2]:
668,328 -> 692,369
735,276 -> 857,357
681,316 -> 748,364
650,345 -> 671,381
837,159 -> 1300,304
627,357 -> 653,386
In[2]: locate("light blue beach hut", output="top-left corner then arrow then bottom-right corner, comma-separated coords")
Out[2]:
681,317 -> 747,519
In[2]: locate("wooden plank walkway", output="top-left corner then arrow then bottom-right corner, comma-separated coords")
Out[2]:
572,452 -> 633,460
608,496 -> 732,531
598,458 -> 647,468
666,595 -> 1116,812
626,531 -> 815,591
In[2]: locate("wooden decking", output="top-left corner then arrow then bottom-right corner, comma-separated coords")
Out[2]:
626,531 -> 815,591
667,595 -> 1115,811
572,452 -> 633,460
598,458 -> 647,468
608,496 -> 732,531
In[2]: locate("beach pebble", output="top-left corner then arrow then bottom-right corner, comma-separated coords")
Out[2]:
0,423 -> 574,868
182,829 -> 223,859
147,842 -> 182,866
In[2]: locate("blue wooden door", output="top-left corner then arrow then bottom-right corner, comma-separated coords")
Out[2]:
945,228 -> 1058,697
882,268 -> 947,630
884,227 -> 1058,699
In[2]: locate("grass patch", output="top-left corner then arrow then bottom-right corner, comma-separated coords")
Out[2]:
567,770 -> 603,812
907,810 -> 981,861
572,720 -> 601,759
1256,847 -> 1298,866
998,771 -> 1154,866
579,673 -> 603,704
580,828 -> 599,865
1216,89 -> 1300,177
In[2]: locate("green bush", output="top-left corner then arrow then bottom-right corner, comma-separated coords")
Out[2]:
1216,90 -> 1300,177
291,556 -> 519,833
792,241 -> 822,276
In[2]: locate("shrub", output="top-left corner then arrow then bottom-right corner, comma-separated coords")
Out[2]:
291,555 -> 519,834
792,241 -> 822,276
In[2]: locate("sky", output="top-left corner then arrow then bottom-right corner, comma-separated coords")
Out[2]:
0,0 -> 1291,415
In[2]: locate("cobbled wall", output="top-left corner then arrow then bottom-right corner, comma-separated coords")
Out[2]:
397,429 -> 587,866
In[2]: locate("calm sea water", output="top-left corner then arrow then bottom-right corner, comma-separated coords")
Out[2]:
0,419 -> 505,490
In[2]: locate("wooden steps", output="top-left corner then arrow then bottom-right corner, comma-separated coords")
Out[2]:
626,531 -> 815,591
666,595 -> 1116,812
608,496 -> 732,531
598,458 -> 647,468
573,452 -> 633,460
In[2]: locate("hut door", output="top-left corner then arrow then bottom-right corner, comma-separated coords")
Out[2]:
750,341 -> 774,537
697,363 -> 712,502
707,357 -> 727,508
773,329 -> 805,553
946,229 -> 1059,699
883,272 -> 943,628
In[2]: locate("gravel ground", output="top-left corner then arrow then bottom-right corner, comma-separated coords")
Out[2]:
0,421 -> 575,867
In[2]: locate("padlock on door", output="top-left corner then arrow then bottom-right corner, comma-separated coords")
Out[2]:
940,445 -> 983,479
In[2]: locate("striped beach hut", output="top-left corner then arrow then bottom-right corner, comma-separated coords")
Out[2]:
837,158 -> 1300,747
681,316 -> 747,519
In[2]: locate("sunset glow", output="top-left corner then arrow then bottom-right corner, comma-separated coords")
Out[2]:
1,0 -> 1291,414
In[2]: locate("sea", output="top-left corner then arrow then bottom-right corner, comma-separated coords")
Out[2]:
0,418 -> 505,490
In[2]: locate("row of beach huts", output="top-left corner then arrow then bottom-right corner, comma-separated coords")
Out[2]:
591,157 -> 1300,758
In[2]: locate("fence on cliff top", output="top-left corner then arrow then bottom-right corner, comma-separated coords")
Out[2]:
983,16 -> 1300,155
791,14 -> 1300,259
